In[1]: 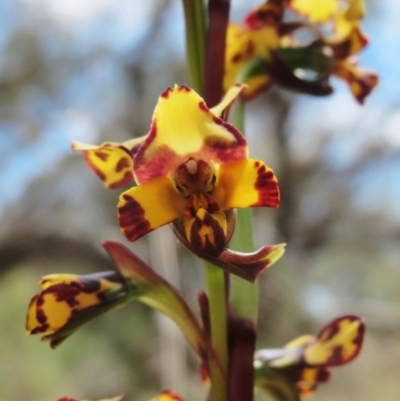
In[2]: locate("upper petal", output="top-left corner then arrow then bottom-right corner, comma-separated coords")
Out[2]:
133,86 -> 248,183
210,83 -> 247,119
213,159 -> 280,210
72,137 -> 145,188
288,0 -> 340,23
118,176 -> 187,242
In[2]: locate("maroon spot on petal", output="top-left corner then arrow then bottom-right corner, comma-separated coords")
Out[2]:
94,151 -> 109,161
31,322 -> 49,334
179,85 -> 191,93
316,368 -> 331,382
161,87 -> 172,98
118,194 -> 152,242
254,161 -> 260,168
353,321 -> 365,347
43,283 -> 81,308
189,210 -> 226,256
199,100 -> 208,112
83,154 -> 106,181
109,171 -> 133,189
36,307 -> 48,325
254,164 -> 280,207
326,345 -> 344,365
116,157 -> 130,173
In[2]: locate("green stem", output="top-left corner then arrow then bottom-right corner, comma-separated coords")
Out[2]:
204,261 -> 228,401
230,98 -> 259,322
182,0 -> 207,94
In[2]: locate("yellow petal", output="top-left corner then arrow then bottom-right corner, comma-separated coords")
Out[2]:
213,159 -> 279,210
133,86 -> 248,183
346,0 -> 365,20
288,0 -> 340,23
210,83 -> 246,118
304,315 -> 365,366
118,176 -> 187,242
72,136 -> 145,188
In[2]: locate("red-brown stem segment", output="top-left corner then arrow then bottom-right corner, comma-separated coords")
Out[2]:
228,316 -> 257,401
203,0 -> 231,107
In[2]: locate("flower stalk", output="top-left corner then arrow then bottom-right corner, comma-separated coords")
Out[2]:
182,0 -> 207,94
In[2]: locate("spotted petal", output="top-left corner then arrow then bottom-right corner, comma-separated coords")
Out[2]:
133,86 -> 248,183
118,176 -> 187,242
72,137 -> 145,188
304,315 -> 365,366
224,24 -> 278,99
213,159 -> 280,210
210,83 -> 247,118
26,272 -> 131,348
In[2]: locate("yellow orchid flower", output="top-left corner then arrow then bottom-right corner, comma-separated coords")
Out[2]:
255,315 -> 365,398
26,271 -> 133,348
117,84 -> 280,263
72,85 -> 282,282
27,242 -> 206,355
224,0 -> 377,103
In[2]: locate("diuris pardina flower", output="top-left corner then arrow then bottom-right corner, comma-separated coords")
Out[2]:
26,242 -> 206,355
74,85 -> 284,282
254,315 -> 365,399
26,271 -> 132,348
224,0 -> 377,104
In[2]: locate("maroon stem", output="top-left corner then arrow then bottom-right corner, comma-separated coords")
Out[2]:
228,317 -> 257,401
203,0 -> 230,107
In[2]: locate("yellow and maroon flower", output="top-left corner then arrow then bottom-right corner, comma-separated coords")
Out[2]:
254,315 -> 365,398
116,84 -> 280,274
27,242 -> 206,356
26,271 -> 133,348
224,0 -> 377,103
